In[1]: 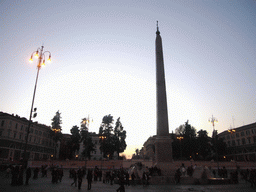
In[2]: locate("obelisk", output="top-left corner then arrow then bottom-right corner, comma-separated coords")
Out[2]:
155,21 -> 173,162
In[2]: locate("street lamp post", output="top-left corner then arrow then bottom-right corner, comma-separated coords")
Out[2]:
99,135 -> 106,170
228,128 -> 236,161
23,46 -> 51,168
209,115 -> 219,171
177,136 -> 184,160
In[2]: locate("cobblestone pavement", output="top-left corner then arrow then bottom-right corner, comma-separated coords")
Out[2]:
0,170 -> 255,192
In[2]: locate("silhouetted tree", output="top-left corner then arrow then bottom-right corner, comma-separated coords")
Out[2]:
114,117 -> 127,159
80,118 -> 95,160
196,129 -> 211,160
70,125 -> 81,158
51,110 -> 62,159
99,114 -> 115,159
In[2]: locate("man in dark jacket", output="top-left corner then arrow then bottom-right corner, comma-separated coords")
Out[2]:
87,170 -> 93,190
77,168 -> 83,189
25,167 -> 32,185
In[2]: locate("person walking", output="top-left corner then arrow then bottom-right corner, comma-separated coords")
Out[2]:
87,169 -> 93,190
11,165 -> 19,186
175,168 -> 181,184
77,168 -> 83,190
116,170 -> 125,192
71,170 -> 77,187
17,165 -> 24,186
131,172 -> 136,186
25,167 -> 32,185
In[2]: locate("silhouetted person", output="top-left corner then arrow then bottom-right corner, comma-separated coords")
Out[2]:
11,166 -> 19,186
77,168 -> 83,189
131,172 -> 136,186
71,170 -> 77,187
223,166 -> 228,178
25,167 -> 32,185
116,170 -> 125,192
17,166 -> 24,186
87,170 -> 93,190
175,168 -> 181,184
33,167 -> 39,179
125,171 -> 130,186
58,168 -> 63,182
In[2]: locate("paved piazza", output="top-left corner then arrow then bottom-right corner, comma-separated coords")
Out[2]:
0,169 -> 255,192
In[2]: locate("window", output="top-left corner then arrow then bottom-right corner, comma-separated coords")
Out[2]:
248,137 -> 251,144
236,133 -> 239,138
35,130 -> 38,135
232,140 -> 236,146
30,128 -> 33,134
29,136 -> 32,142
227,141 -> 231,146
8,129 -> 11,137
241,132 -> 245,136
1,120 -> 4,126
15,123 -> 18,129
8,121 -> 12,128
13,132 -> 17,139
237,139 -> 240,146
246,130 -> 250,135
227,135 -> 230,139
242,138 -> 246,145
20,125 -> 23,131
19,134 -> 23,140
231,134 -> 235,138
39,131 -> 42,136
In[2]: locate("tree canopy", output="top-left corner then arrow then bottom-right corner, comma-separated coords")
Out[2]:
99,114 -> 127,159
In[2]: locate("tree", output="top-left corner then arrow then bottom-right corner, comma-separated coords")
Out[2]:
99,115 -> 116,159
175,124 -> 185,135
80,118 -> 95,160
99,114 -> 116,159
51,110 -> 62,132
174,120 -> 197,160
51,110 -> 63,159
183,120 -> 196,139
70,125 -> 81,158
196,129 -> 211,160
113,117 -> 127,159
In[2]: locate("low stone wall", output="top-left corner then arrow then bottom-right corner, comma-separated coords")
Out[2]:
27,160 -> 256,170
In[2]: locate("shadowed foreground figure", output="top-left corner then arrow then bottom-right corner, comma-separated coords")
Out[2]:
87,170 -> 93,190
25,167 -> 32,185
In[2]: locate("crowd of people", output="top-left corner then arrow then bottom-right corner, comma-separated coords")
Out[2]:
3,163 -> 256,190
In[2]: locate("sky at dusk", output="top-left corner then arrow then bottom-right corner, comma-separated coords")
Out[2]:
1,0 -> 256,158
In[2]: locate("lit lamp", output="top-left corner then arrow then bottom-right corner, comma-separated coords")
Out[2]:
177,136 -> 184,160
228,128 -> 236,161
23,46 -> 52,168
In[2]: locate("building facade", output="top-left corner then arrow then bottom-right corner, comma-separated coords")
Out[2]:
218,122 -> 256,161
0,112 -> 55,162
